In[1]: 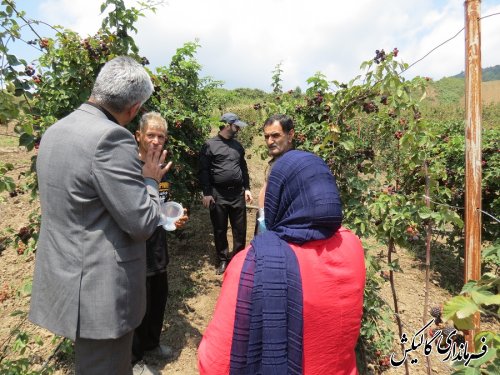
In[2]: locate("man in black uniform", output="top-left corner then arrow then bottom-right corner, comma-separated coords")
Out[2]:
199,113 -> 253,275
132,112 -> 187,375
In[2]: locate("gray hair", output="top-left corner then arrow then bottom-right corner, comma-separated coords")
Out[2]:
138,112 -> 168,133
91,56 -> 154,112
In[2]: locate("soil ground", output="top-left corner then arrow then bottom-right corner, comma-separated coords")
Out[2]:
0,125 -> 497,374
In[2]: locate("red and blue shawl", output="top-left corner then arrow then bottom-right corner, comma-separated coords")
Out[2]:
229,150 -> 343,375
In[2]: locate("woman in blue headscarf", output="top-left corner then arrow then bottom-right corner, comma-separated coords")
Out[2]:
198,150 -> 366,375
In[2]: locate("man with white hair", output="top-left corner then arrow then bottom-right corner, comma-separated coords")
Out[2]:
30,56 -> 170,375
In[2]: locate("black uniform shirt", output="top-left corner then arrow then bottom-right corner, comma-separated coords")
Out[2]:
198,134 -> 250,195
145,169 -> 171,276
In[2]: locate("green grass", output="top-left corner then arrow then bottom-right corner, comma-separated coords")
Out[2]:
431,77 -> 465,105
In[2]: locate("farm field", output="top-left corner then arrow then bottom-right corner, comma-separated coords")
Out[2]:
482,80 -> 500,104
1,2 -> 499,373
1,124 -> 497,374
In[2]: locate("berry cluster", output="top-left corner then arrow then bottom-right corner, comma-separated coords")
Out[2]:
362,101 -> 378,114
394,130 -> 404,140
378,354 -> 390,367
374,49 -> 386,64
17,243 -> 26,255
406,226 -> 419,241
32,74 -> 42,84
428,305 -> 467,348
9,188 -> 26,198
80,37 -> 110,61
39,38 -> 49,49
314,91 -> 324,104
296,133 -> 306,144
24,65 -> 35,77
17,226 -> 34,244
440,134 -> 450,143
306,92 -> 325,107
34,136 -> 41,149
382,185 -> 396,195
430,305 -> 442,324
0,236 -> 8,255
0,284 -> 11,303
253,103 -> 262,110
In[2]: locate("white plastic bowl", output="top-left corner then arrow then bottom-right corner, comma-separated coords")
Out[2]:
158,201 -> 184,231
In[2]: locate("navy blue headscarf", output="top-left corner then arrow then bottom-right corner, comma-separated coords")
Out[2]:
229,150 -> 343,375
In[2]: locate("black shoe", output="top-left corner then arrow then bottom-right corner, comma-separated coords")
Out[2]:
216,261 -> 228,275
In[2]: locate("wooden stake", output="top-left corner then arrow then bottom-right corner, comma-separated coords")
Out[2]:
464,0 -> 482,350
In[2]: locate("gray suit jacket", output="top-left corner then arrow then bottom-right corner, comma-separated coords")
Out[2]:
29,103 -> 160,340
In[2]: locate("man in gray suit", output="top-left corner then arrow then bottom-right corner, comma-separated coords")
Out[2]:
29,56 -> 170,375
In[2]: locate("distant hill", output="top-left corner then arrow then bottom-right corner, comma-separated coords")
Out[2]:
452,65 -> 500,81
427,65 -> 500,105
429,76 -> 500,105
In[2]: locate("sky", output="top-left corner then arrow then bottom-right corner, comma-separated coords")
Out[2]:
7,0 -> 500,92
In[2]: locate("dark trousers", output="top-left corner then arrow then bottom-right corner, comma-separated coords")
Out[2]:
132,271 -> 168,363
210,187 -> 247,263
75,330 -> 134,375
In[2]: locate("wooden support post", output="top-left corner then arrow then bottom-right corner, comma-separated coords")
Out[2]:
464,0 -> 482,350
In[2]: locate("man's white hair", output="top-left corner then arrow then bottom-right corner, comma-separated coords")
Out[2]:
91,56 -> 154,112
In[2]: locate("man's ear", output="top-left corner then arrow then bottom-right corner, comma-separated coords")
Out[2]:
135,130 -> 141,142
288,129 -> 295,141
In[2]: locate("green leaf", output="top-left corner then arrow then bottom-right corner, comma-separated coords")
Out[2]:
17,279 -> 32,297
451,366 -> 480,375
461,280 -> 477,294
418,207 -> 432,219
340,140 -> 354,151
0,178 -> 15,193
474,331 -> 499,349
19,133 -> 34,148
34,335 -> 44,346
485,362 -> 500,375
471,290 -> 500,306
10,310 -> 26,317
6,53 -> 21,66
466,346 -> 497,368
443,295 -> 478,322
388,259 -> 403,272
482,244 -> 500,260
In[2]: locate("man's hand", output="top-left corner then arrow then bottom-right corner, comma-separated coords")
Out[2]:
202,195 -> 215,208
142,143 -> 172,183
245,190 -> 253,204
175,208 -> 189,229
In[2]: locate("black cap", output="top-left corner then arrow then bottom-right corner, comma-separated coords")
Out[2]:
220,113 -> 247,128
